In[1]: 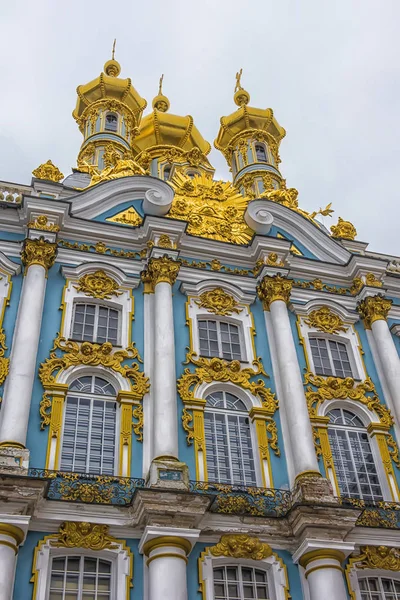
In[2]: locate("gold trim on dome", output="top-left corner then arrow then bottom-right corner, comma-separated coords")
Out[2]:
357,295 -> 392,329
195,288 -> 242,317
32,160 -> 64,182
21,238 -> 57,271
210,534 -> 272,560
168,172 -> 253,245
145,256 -> 180,286
27,215 -> 60,232
106,206 -> 143,227
304,306 -> 347,334
330,217 -> 357,240
54,522 -> 118,551
74,270 -> 122,300
257,274 -> 292,310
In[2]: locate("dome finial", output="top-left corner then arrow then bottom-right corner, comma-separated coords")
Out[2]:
152,74 -> 170,112
234,68 -> 250,107
104,39 -> 121,77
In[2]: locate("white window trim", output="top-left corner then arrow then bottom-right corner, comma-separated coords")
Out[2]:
32,537 -> 131,600
319,399 -> 393,502
347,565 -> 400,600
200,552 -> 289,600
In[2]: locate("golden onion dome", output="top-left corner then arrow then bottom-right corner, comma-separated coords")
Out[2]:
72,57 -> 147,131
133,77 -> 211,158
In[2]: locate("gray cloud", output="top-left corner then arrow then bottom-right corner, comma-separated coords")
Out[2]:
0,0 -> 398,254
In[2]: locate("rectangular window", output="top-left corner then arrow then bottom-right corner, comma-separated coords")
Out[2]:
359,576 -> 400,599
213,565 -> 270,599
198,319 -> 243,361
49,556 -> 112,599
72,303 -> 120,345
309,337 -> 353,378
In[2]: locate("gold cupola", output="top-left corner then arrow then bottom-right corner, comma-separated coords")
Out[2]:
215,70 -> 286,198
132,75 -> 214,181
73,43 -> 147,173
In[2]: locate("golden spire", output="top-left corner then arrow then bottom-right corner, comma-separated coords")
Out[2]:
152,73 -> 170,112
104,39 -> 121,77
233,68 -> 250,107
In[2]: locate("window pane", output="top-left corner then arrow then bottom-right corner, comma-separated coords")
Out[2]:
50,556 -> 112,600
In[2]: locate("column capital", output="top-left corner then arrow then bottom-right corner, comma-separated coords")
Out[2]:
145,255 -> 180,287
139,526 -> 200,555
357,294 -> 392,329
21,237 -> 57,271
257,273 -> 292,310
293,539 -> 355,565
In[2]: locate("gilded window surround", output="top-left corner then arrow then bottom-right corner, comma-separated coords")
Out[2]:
305,371 -> 400,501
177,350 -> 279,487
346,545 -> 400,600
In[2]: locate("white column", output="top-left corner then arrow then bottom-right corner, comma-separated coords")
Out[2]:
0,523 -> 24,600
147,257 -> 180,460
300,550 -> 347,600
358,295 -> 400,425
0,238 -> 56,447
145,537 -> 190,600
142,281 -> 155,476
258,275 -> 320,480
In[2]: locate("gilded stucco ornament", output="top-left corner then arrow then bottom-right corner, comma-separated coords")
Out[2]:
354,545 -> 400,570
330,216 -> 357,240
21,238 -> 57,271
257,274 -> 292,310
304,306 -> 348,334
74,270 -> 123,300
145,255 -> 180,286
27,215 -> 60,232
32,160 -> 64,182
157,234 -> 175,248
195,287 -> 242,316
54,522 -> 118,551
357,295 -> 392,329
0,329 -> 9,388
168,172 -> 253,245
85,143 -> 145,187
106,206 -> 143,227
261,179 -> 334,223
210,534 -> 272,560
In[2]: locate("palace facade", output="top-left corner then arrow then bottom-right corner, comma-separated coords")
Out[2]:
0,53 -> 399,600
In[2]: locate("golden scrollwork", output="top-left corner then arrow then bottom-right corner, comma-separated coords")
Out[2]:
387,434 -> 400,468
106,206 -> 143,227
304,371 -> 393,428
145,255 -> 180,286
330,216 -> 357,240
86,143 -> 145,187
32,160 -> 64,182
39,393 -> 52,429
261,179 -> 334,223
354,545 -> 400,570
195,288 -> 242,317
132,403 -> 144,442
74,270 -> 122,300
21,238 -> 57,271
210,534 -> 272,560
58,239 -> 147,260
257,274 -> 292,310
357,295 -> 392,329
0,329 -> 9,388
168,172 -> 253,245
182,407 -> 195,446
54,522 -> 118,551
27,215 -> 60,232
304,306 -> 347,334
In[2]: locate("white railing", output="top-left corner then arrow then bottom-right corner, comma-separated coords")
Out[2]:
0,181 -> 32,204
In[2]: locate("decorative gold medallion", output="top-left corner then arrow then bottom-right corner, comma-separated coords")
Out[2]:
32,160 -> 64,182
304,306 -> 347,334
210,534 -> 272,560
195,288 -> 242,316
54,522 -> 118,551
74,270 -> 122,300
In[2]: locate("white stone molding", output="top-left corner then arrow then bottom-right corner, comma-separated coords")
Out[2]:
391,324 -> 400,337
0,252 -> 21,326
31,536 -> 132,600
142,292 -> 155,478
199,548 -> 289,600
142,187 -> 173,216
244,200 -> 274,234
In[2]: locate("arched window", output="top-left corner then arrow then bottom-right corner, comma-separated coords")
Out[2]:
49,556 -> 112,599
309,336 -> 353,378
327,408 -> 383,502
255,144 -> 267,162
60,375 -> 117,475
105,112 -> 118,132
72,303 -> 120,345
204,391 -> 256,486
358,576 -> 400,599
163,164 -> 171,180
213,565 -> 270,599
198,319 -> 243,361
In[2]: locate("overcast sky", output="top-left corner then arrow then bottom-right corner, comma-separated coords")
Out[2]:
1,0 -> 399,256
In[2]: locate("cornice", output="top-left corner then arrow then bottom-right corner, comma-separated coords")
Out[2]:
62,261 -> 141,289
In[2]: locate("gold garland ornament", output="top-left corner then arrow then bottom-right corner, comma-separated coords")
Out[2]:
210,534 -> 272,560
330,216 -> 357,240
257,274 -> 292,310
32,160 -> 64,182
357,295 -> 392,329
144,255 -> 180,286
74,270 -> 123,300
21,238 -> 57,271
304,306 -> 347,334
54,522 -> 118,551
195,287 -> 242,316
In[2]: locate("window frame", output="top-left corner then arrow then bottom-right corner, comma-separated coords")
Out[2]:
308,335 -> 355,379
198,317 -> 246,362
104,111 -> 119,132
347,566 -> 400,600
254,142 -> 268,163
71,300 -> 122,346
47,553 -> 114,600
